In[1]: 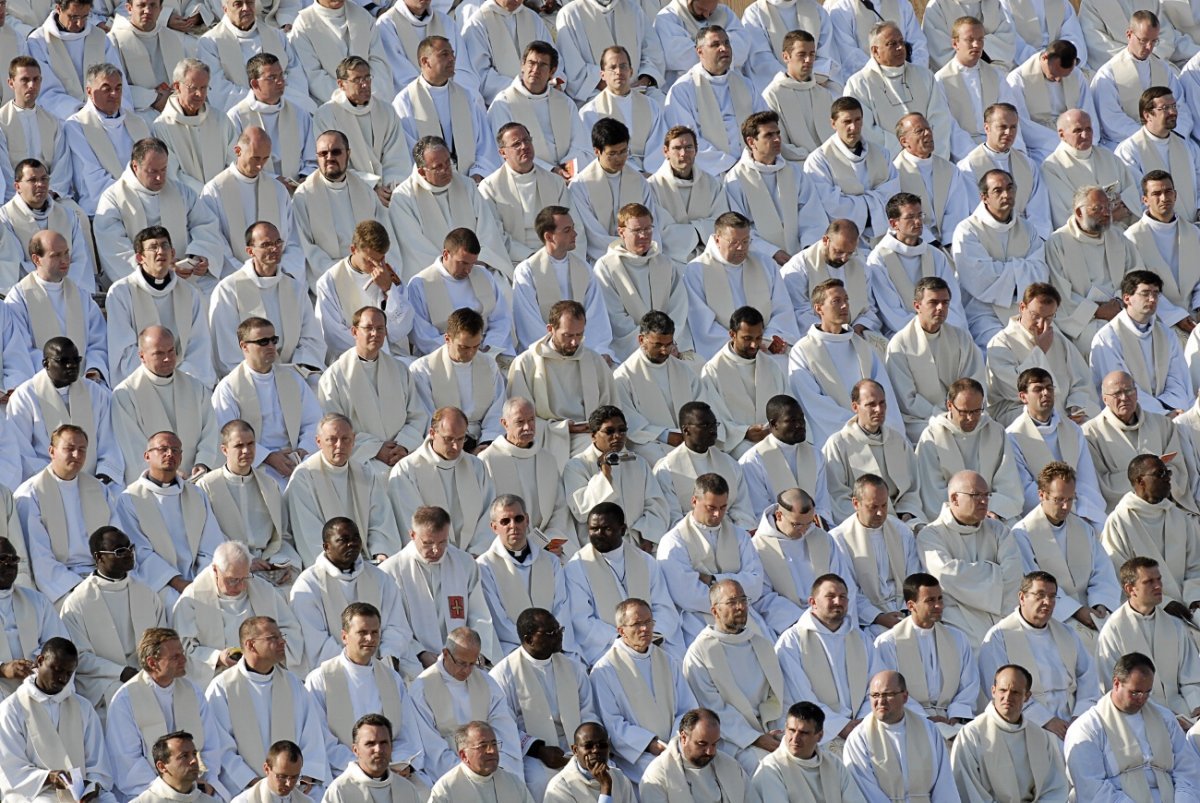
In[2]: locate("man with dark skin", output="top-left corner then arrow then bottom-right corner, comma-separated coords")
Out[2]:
89,527 -> 141,682
560,722 -> 619,799
517,609 -> 571,772
593,410 -> 631,484
20,638 -> 99,802
0,538 -> 33,682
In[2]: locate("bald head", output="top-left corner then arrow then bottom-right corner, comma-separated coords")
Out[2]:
235,127 -> 273,178
1056,108 -> 1094,150
29,229 -> 70,283
138,325 -> 177,377
948,470 -> 986,495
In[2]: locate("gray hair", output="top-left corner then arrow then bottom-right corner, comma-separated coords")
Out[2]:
172,57 -> 210,84
317,412 -> 353,433
86,62 -> 122,85
1072,184 -> 1106,213
453,721 -> 494,750
445,626 -> 481,653
869,20 -> 903,45
501,396 -> 534,419
213,540 -> 252,571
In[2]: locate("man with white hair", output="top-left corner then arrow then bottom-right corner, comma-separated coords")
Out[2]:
196,0 -> 309,113
428,720 -> 533,802
151,59 -> 238,196
1043,108 -> 1142,230
1006,40 -> 1096,164
65,64 -> 151,216
173,539 -> 303,687
826,0 -> 928,74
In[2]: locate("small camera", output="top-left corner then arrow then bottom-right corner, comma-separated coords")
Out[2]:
603,452 -> 622,466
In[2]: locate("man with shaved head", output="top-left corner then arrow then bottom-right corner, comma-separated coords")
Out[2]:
916,470 -> 1023,647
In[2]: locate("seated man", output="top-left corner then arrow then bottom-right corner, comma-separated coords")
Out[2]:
774,573 -> 879,750
173,540 -> 302,687
593,203 -> 692,360
1007,41 -> 1096,163
702,307 -> 790,460
105,226 -> 213,388
916,377 -> 1025,521
958,102 -> 1052,240
64,64 -> 151,217
196,420 -> 301,582
1123,171 -> 1200,343
827,0 -> 929,75
934,17 -> 1020,147
639,708 -> 753,801
486,40 -> 592,179
1090,269 -> 1194,415
821,379 -> 922,525
829,475 -> 924,633
317,306 -> 424,477
322,714 -> 427,803
461,0 -> 555,106
782,219 -> 881,344
891,114 -> 972,251
917,470 -> 1023,647
229,741 -> 317,803
289,518 -> 416,677
479,397 -> 573,550
589,597 -> 698,783
9,338 -> 122,484
1044,185 -> 1138,355
648,125 -> 728,265
60,526 -> 168,714
664,26 -> 766,177
725,110 -> 827,267
874,573 -> 979,740
747,386 -> 834,513
199,127 -> 304,280
752,701 -> 866,800
951,664 -> 1070,801
388,406 -> 496,556
408,308 -> 505,451
0,159 -> 92,293
682,580 -> 787,772
951,168 -> 1049,347
14,425 -> 115,604
212,317 -> 321,488
979,571 -> 1100,739
985,282 -> 1100,427
0,536 -> 69,694
490,608 -> 597,799
579,45 -> 668,174
0,59 -> 72,202
742,0 -> 839,86
284,413 -> 401,566
377,0 -> 479,100
562,406 -> 672,547
477,494 -> 577,656
507,300 -> 617,456
565,502 -> 682,665
843,670 -> 957,801
545,722 -> 637,803
554,0 -> 663,105
761,31 -> 841,164
683,210 -> 799,360
210,220 -> 323,377
653,403 -> 755,530
129,731 -> 220,803
379,506 -> 499,669
407,627 -> 523,781
885,276 -> 984,443
288,0 -> 390,107
312,58 -> 409,191
205,617 -> 329,797
116,431 -> 226,608
427,721 -> 532,802
196,0 -> 309,113
1114,86 -> 1200,222
0,637 -> 118,803
1043,109 -> 1142,230
113,326 -> 218,485
227,54 -> 315,190
28,0 -> 123,120
151,59 -> 238,196
106,629 -> 230,802
304,604 -> 427,781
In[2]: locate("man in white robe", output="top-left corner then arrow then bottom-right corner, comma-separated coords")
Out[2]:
226,54 -> 315,189
151,60 -> 237,197
589,598 -> 698,782
639,708 -> 756,802
1090,268 -> 1195,414
64,64 -> 150,216
490,608 -> 598,799
741,0 -> 840,86
106,628 -> 232,802
1006,41 -> 1097,163
60,526 -> 168,714
461,0 -> 555,105
5,229 -> 105,383
652,403 -> 755,530
129,731 -> 221,803
211,317 -> 322,488
874,573 -> 979,739
1043,185 -> 1138,357
312,57 -> 409,192
843,669 -> 958,802
738,396 -> 830,522
821,379 -> 923,525
28,0 -> 124,121
663,26 -> 767,177
376,0 -> 480,98
951,167 -> 1049,346
115,431 -> 226,610
562,405 -> 673,547
93,138 -> 222,294
724,111 -> 827,267
978,571 -> 1100,739
0,159 -> 93,293
1121,85 -> 1200,216
951,664 -> 1070,801
174,540 -> 302,688
0,59 -> 72,203
303,603 -> 428,780
198,127 -> 304,281
752,701 -> 867,802
228,743 -> 316,803
288,0 -> 390,108
195,0 -> 309,114
108,0 -> 195,127
554,0 -> 663,105
782,223 -> 884,349
1082,0 -> 1194,67
683,210 -> 799,360
105,227 -> 213,389
1093,11 -> 1193,148
0,638 -> 118,803
957,102 -> 1052,241
1064,651 -> 1200,798
1043,109 -> 1142,230
289,518 -> 417,678
204,617 -> 329,797
884,276 -> 984,443
916,377 -> 1025,520
934,16 -> 1022,149
759,30 -> 840,164
0,537 -> 70,694
9,339 -> 123,484
916,470 -> 1024,647
407,308 -> 503,442
647,125 -> 728,265
579,45 -> 668,174
544,722 -> 637,803
388,406 -> 496,556
408,628 -> 523,781
378,505 -> 499,667
890,114 -> 972,254
321,713 -> 428,803
427,721 -> 533,803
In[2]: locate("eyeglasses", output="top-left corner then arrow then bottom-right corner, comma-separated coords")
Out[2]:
869,690 -> 905,700
251,239 -> 285,250
141,242 -> 173,253
957,491 -> 991,499
0,556 -> 22,566
1151,103 -> 1177,113
243,336 -> 280,347
497,514 -> 527,526
1142,469 -> 1173,479
1103,388 -> 1136,399
534,626 -> 564,637
949,403 -> 983,416
466,740 -> 502,752
598,426 -> 628,435
715,596 -> 749,607
95,546 -> 134,558
341,75 -> 372,85
148,445 -> 183,454
622,617 -> 655,630
444,650 -> 481,669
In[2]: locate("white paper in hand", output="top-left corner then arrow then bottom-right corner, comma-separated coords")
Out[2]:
66,768 -> 84,802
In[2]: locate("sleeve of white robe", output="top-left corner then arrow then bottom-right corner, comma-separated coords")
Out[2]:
15,481 -> 114,604
655,526 -> 764,619
116,491 -> 198,592
917,524 -> 1022,619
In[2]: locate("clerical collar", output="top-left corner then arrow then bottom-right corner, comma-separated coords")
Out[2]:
140,267 -> 171,290
669,167 -> 694,181
244,661 -> 273,676
355,352 -> 379,363
855,422 -> 883,439
96,570 -> 125,582
145,474 -> 180,489
506,543 -> 532,562
1031,412 -> 1053,427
